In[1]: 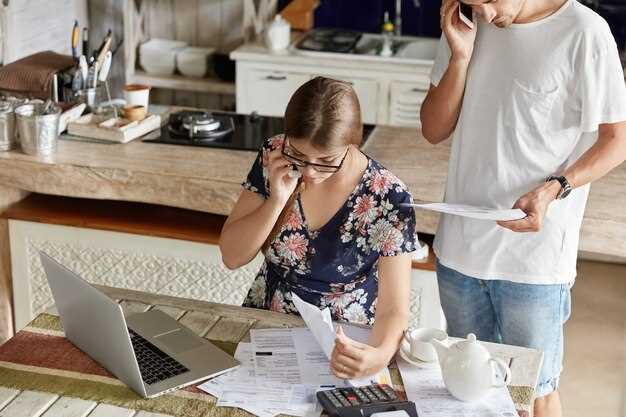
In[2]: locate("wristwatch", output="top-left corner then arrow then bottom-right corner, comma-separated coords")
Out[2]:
546,176 -> 572,200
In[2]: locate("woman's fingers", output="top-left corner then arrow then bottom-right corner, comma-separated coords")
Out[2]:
332,349 -> 362,373
330,359 -> 357,379
335,339 -> 366,362
269,159 -> 293,180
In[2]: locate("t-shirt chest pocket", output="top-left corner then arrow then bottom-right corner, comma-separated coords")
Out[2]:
504,79 -> 560,134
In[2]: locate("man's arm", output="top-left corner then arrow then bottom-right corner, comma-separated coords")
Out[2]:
563,122 -> 626,188
420,61 -> 471,144
420,0 -> 477,144
498,121 -> 626,232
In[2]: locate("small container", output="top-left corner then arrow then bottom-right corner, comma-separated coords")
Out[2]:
74,86 -> 105,112
0,101 -> 16,151
15,103 -> 61,157
123,84 -> 151,109
123,105 -> 147,122
265,15 -> 291,52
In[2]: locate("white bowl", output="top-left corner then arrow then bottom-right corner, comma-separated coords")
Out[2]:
139,38 -> 188,75
177,47 -> 215,78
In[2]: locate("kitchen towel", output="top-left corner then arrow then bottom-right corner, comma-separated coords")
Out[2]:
0,51 -> 74,98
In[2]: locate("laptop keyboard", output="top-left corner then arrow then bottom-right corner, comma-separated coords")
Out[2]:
128,329 -> 189,385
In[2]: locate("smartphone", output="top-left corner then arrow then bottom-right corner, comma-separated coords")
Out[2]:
458,2 -> 474,29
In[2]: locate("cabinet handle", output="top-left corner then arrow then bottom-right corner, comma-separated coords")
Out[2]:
265,75 -> 287,81
411,87 -> 427,92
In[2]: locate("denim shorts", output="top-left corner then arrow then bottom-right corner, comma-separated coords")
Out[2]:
436,259 -> 572,398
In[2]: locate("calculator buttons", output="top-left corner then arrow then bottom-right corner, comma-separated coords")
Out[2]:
370,385 -> 388,401
380,384 -> 398,400
353,388 -> 370,403
361,387 -> 379,402
346,394 -> 359,406
323,391 -> 343,408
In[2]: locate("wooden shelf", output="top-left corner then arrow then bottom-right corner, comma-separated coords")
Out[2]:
3,194 -> 227,245
129,71 -> 236,95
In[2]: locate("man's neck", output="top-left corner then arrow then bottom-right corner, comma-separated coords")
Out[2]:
514,0 -> 568,24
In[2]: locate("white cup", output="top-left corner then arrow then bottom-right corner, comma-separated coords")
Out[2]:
123,84 -> 151,110
403,328 -> 448,362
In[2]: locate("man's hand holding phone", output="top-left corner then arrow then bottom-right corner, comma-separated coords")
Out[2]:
441,0 -> 477,64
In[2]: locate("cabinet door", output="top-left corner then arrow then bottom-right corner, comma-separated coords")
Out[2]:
244,70 -> 311,117
326,76 -> 379,125
389,80 -> 429,127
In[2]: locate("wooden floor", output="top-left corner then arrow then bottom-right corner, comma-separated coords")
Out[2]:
561,260 -> 626,417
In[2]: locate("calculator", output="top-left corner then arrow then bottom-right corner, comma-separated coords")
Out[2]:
316,384 -> 419,417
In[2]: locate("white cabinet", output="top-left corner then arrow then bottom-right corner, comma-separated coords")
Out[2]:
389,80 -> 429,127
233,49 -> 434,127
240,69 -> 311,117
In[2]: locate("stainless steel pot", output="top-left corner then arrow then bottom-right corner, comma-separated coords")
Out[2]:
15,103 -> 61,157
0,101 -> 16,152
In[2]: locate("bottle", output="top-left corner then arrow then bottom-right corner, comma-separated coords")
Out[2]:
381,11 -> 394,58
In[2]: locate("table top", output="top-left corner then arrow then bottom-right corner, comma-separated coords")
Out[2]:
0,286 -> 542,417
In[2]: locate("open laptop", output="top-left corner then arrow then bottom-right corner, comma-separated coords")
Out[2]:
40,252 -> 239,398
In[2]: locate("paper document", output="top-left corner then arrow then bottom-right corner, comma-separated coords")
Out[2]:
401,202 -> 526,221
198,343 -> 322,417
397,356 -> 518,417
292,293 -> 336,357
291,293 -> 393,387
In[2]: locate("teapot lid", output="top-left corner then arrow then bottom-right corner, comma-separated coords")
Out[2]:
451,333 -> 490,358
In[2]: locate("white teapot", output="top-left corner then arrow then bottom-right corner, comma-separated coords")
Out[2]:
430,333 -> 511,402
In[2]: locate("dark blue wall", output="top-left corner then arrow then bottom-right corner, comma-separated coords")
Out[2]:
278,0 -> 443,38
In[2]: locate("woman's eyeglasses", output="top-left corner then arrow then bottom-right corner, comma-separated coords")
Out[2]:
282,141 -> 349,173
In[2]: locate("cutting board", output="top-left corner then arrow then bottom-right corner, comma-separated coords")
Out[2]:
67,113 -> 162,143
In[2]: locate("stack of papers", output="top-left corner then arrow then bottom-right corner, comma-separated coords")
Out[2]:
397,356 -> 519,417
199,342 -> 321,417
198,294 -> 392,417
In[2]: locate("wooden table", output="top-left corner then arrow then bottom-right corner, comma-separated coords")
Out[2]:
0,286 -> 543,417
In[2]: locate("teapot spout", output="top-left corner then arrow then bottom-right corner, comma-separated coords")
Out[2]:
430,337 -> 449,362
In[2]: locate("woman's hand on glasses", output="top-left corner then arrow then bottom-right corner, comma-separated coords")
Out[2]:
267,148 -> 300,206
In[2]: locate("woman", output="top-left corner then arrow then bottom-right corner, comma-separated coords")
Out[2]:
219,77 -> 416,379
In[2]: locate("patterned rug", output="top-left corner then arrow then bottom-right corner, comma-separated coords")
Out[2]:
0,314 -> 533,417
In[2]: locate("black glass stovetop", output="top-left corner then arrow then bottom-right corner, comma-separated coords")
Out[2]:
143,110 -> 375,152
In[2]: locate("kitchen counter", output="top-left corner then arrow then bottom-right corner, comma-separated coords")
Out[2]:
230,39 -> 435,76
0,124 -> 624,258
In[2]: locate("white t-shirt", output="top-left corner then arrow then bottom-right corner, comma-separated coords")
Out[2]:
430,0 -> 626,284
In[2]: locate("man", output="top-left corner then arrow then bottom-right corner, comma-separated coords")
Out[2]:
420,0 -> 626,416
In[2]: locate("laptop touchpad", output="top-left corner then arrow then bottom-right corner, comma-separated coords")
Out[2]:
155,329 -> 205,353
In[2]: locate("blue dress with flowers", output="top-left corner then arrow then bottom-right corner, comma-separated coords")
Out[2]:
241,135 -> 417,325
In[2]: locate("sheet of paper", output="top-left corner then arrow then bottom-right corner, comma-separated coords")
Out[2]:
291,294 -> 393,387
401,202 -> 526,221
292,293 -> 335,358
397,356 -> 519,417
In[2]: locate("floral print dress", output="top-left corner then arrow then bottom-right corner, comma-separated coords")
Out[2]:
242,135 -> 417,325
